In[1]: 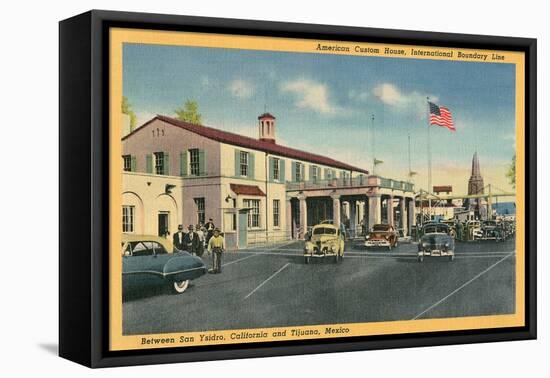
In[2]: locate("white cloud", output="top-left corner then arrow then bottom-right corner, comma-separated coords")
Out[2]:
281,79 -> 339,115
348,89 -> 370,102
373,83 -> 438,119
228,79 -> 254,99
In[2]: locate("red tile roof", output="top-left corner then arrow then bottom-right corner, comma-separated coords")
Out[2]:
433,185 -> 453,193
230,184 -> 266,196
123,115 -> 369,174
258,112 -> 276,120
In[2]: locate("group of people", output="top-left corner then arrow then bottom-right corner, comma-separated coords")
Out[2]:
171,218 -> 225,274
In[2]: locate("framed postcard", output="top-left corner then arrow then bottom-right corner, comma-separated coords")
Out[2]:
59,10 -> 536,367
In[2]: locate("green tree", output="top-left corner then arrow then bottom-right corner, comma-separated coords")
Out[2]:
175,100 -> 202,124
506,154 -> 516,189
121,96 -> 137,131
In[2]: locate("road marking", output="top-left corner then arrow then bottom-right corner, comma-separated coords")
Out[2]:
222,253 -> 260,267
411,252 -> 515,320
244,263 -> 290,300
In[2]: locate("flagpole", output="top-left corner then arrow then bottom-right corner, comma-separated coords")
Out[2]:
408,133 -> 411,182
427,97 -> 432,221
371,114 -> 375,175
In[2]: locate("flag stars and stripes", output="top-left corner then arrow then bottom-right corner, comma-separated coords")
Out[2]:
428,101 -> 455,131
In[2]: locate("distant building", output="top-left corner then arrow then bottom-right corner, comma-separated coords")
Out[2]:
468,152 -> 484,196
466,152 -> 485,218
433,185 -> 452,195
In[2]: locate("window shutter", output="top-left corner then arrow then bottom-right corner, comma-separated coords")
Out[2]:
309,165 -> 314,182
234,149 -> 240,176
198,149 -> 206,176
301,164 -> 305,182
131,156 -> 137,172
146,154 -> 153,173
248,152 -> 255,179
268,157 -> 274,182
279,159 -> 286,182
164,152 -> 170,175
291,161 -> 296,182
180,151 -> 188,176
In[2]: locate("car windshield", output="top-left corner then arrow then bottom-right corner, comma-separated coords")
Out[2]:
126,241 -> 168,256
424,225 -> 448,234
372,225 -> 389,231
313,227 -> 336,235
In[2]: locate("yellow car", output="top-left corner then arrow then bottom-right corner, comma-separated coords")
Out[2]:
304,223 -> 345,264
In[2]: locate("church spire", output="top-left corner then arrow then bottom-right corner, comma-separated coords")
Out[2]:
471,151 -> 481,177
468,152 -> 484,195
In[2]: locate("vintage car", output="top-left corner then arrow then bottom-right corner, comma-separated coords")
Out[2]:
501,220 -> 515,240
418,223 -> 455,262
442,220 -> 457,239
122,234 -> 207,294
365,224 -> 398,250
480,220 -> 504,242
304,224 -> 345,264
466,220 -> 483,241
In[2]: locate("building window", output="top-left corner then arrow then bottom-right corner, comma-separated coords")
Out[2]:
273,199 -> 280,228
154,152 -> 165,175
122,205 -> 134,233
122,155 -> 132,172
295,162 -> 302,182
273,158 -> 280,181
312,166 -> 319,182
244,199 -> 260,228
189,149 -> 200,176
195,198 -> 205,225
240,151 -> 249,176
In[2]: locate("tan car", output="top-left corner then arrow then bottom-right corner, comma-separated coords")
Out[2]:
303,224 -> 345,264
365,224 -> 398,250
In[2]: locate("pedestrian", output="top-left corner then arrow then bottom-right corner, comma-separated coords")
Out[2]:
207,228 -> 225,274
205,218 -> 215,244
195,223 -> 205,256
183,224 -> 201,255
172,224 -> 186,251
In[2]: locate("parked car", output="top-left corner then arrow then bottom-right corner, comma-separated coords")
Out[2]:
480,220 -> 504,242
304,223 -> 345,264
365,224 -> 398,250
122,234 -> 207,294
466,220 -> 483,241
418,223 -> 454,262
441,220 -> 457,239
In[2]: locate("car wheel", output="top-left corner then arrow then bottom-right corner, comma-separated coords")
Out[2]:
173,280 -> 190,294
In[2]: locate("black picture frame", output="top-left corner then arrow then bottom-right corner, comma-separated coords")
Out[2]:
59,9 -> 537,368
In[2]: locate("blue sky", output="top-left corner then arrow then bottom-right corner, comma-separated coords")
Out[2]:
123,43 -> 517,194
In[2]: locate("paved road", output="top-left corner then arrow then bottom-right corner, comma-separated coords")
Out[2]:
123,237 -> 516,335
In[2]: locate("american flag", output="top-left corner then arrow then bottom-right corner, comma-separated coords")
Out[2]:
429,101 -> 455,131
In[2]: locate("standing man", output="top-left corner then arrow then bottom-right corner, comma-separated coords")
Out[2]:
195,224 -> 205,256
207,228 -> 225,274
183,225 -> 200,255
172,224 -> 186,251
205,218 -> 215,244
